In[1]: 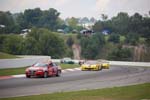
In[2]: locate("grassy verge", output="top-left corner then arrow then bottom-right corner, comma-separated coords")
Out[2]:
0,64 -> 80,76
0,83 -> 150,100
0,52 -> 19,59
60,63 -> 80,69
0,67 -> 27,76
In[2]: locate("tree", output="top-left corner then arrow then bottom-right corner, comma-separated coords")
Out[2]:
101,14 -> 108,21
111,12 -> 130,34
93,20 -> 104,32
80,17 -> 89,24
107,45 -> 133,61
0,11 -> 16,33
90,17 -> 96,23
93,19 -> 112,33
17,8 -> 60,31
23,37 -> 41,55
2,35 -> 23,54
23,8 -> 42,27
80,33 -> 105,59
27,28 -> 66,58
40,8 -> 60,30
129,13 -> 143,34
67,17 -> 78,27
65,17 -> 84,32
140,17 -> 150,38
108,33 -> 120,43
125,33 -> 139,45
0,35 -> 8,51
16,13 -> 29,30
66,37 -> 74,47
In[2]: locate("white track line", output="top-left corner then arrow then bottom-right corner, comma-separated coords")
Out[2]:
65,69 -> 75,71
74,68 -> 81,70
12,74 -> 26,78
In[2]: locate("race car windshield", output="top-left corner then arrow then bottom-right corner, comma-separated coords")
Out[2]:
34,63 -> 48,67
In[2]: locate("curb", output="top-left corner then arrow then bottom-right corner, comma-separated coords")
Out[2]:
0,67 -> 81,80
109,61 -> 150,67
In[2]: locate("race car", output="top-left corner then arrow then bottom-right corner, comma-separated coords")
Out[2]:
81,60 -> 109,71
98,59 -> 110,69
60,57 -> 75,64
25,62 -> 61,78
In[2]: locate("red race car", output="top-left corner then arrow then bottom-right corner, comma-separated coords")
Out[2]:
25,62 -> 61,78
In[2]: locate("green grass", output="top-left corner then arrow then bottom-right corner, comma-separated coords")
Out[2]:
0,67 -> 27,76
0,64 -> 80,76
120,35 -> 126,43
105,35 -> 126,43
0,52 -> 19,59
105,35 -> 110,41
0,83 -> 150,100
139,37 -> 146,44
60,63 -> 80,69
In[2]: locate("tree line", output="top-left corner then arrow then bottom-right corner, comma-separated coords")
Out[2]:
0,8 -> 150,61
79,12 -> 150,60
0,8 -> 85,34
93,12 -> 150,41
0,28 -> 67,58
0,8 -> 63,34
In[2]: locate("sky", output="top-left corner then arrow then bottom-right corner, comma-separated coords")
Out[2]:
0,0 -> 150,19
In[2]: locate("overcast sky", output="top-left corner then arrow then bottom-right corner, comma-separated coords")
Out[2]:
0,0 -> 150,19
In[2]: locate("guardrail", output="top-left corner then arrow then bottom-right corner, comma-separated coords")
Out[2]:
0,56 -> 150,69
109,61 -> 150,67
0,56 -> 50,69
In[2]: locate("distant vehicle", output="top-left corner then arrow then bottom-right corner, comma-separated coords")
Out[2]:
57,29 -> 64,33
60,57 -> 75,64
25,62 -> 61,78
81,60 -> 109,71
80,29 -> 94,36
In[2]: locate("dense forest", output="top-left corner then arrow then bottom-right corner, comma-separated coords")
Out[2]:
0,8 -> 150,61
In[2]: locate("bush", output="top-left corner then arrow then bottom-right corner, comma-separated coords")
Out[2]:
0,28 -> 67,58
2,35 -> 23,54
0,35 -> 8,51
108,33 -> 120,43
107,45 -> 133,61
125,33 -> 139,45
80,33 -> 105,59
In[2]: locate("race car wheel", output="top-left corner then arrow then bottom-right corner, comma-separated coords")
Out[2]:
56,70 -> 61,77
43,72 -> 48,78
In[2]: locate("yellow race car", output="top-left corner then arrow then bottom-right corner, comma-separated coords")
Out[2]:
81,60 -> 109,71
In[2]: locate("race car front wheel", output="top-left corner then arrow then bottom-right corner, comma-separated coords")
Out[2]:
56,70 -> 61,77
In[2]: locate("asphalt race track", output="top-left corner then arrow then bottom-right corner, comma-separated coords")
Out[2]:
0,66 -> 150,98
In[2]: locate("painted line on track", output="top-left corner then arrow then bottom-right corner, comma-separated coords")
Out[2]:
0,67 -> 81,80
